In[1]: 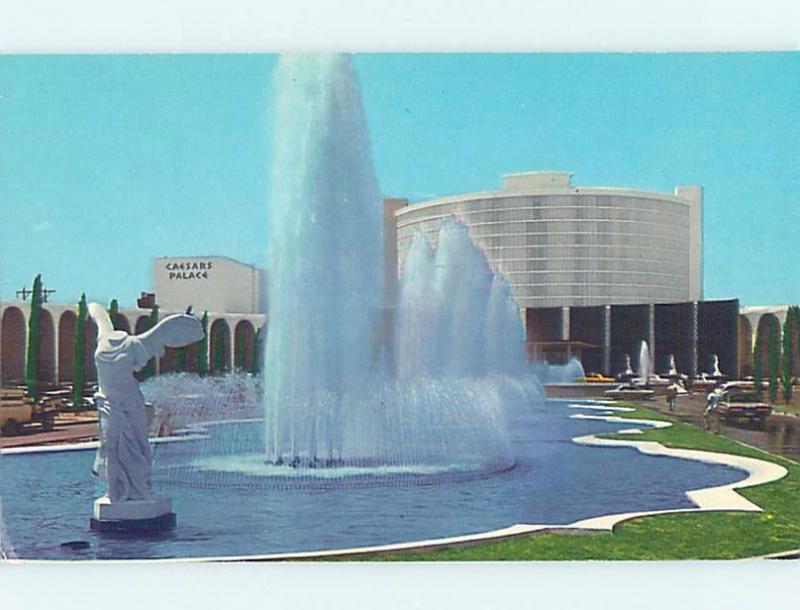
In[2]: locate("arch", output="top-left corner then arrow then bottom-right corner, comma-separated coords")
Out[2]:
184,341 -> 200,373
1,307 -> 26,384
135,315 -> 151,335
234,320 -> 256,372
114,313 -> 131,334
209,318 -> 231,374
159,348 -> 179,374
58,310 -> 78,382
37,309 -> 57,384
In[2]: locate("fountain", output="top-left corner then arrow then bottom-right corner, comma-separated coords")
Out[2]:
624,354 -> 634,376
710,354 -> 725,379
615,353 -> 636,382
235,54 -> 526,479
607,343 -> 658,399
666,354 -> 679,377
637,340 -> 652,385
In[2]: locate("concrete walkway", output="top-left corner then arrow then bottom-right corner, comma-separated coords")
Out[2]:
644,393 -> 800,461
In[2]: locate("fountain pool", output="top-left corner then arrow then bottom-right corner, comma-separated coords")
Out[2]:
0,397 -> 748,560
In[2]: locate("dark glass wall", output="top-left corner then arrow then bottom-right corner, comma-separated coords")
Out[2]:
569,306 -> 605,375
697,299 -> 739,379
609,304 -> 650,376
523,299 -> 742,379
654,303 -> 694,376
526,307 -> 564,343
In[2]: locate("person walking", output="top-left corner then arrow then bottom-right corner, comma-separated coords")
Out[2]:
666,383 -> 679,413
704,391 -> 721,434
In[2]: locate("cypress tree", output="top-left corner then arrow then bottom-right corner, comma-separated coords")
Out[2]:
108,299 -> 120,330
768,316 -> 780,402
251,327 -> 263,375
782,307 -> 795,403
138,304 -> 159,380
794,305 -> 800,378
753,330 -> 763,400
234,329 -> 245,370
24,274 -> 43,399
72,294 -> 88,410
197,311 -> 209,376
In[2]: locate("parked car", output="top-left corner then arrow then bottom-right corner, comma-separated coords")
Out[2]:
0,388 -> 58,436
605,383 -> 655,401
716,383 -> 772,427
578,373 -> 616,383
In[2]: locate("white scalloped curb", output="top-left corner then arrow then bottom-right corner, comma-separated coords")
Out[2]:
564,405 -> 788,529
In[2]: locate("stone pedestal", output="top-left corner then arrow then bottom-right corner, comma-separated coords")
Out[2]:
90,496 -> 176,533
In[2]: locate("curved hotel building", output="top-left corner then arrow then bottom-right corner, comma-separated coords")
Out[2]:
385,172 -> 736,379
393,171 -> 703,309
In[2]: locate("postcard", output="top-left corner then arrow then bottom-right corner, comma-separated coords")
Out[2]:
0,51 -> 798,565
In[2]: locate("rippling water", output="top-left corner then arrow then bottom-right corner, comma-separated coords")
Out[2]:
0,400 -> 746,561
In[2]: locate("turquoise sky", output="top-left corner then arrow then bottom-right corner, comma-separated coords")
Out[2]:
0,53 -> 797,307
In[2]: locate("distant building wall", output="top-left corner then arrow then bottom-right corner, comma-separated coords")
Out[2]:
0,300 -> 265,385
153,256 -> 265,315
523,298 -> 740,379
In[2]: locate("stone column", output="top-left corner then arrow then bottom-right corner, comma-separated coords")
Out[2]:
602,305 -> 611,376
690,301 -> 699,378
648,303 -> 656,372
228,318 -> 235,372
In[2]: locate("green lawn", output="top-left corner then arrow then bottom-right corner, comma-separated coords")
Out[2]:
356,403 -> 800,560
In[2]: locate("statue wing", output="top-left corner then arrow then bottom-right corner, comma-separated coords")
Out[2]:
88,302 -> 115,338
135,314 -> 205,360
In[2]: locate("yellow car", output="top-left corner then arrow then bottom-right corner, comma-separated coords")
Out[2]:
0,396 -> 33,436
0,388 -> 57,436
577,373 -> 615,383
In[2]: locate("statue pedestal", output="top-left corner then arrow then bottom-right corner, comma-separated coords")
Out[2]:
90,496 -> 176,533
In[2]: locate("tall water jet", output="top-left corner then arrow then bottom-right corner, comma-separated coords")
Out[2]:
637,340 -> 652,384
484,273 -> 528,378
264,55 -> 384,466
395,232 -> 437,381
252,53 -> 533,479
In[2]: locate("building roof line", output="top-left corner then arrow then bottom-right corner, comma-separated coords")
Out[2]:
396,187 -> 697,216
153,255 -> 262,269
